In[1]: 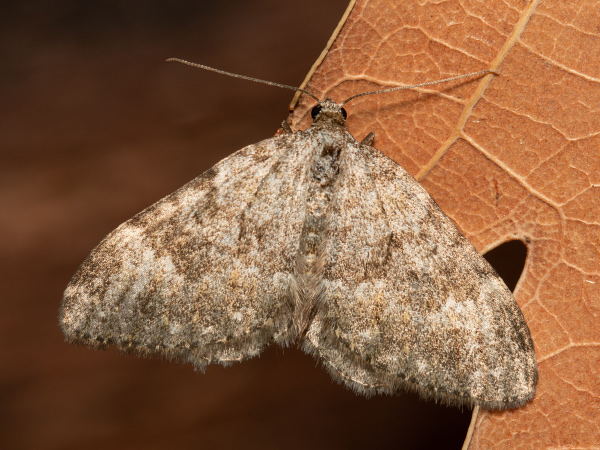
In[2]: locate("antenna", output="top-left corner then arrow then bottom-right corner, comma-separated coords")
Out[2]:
166,58 -> 321,103
340,70 -> 496,106
167,58 -> 496,108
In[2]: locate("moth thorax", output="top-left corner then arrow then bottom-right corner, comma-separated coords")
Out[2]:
291,142 -> 342,339
311,145 -> 341,187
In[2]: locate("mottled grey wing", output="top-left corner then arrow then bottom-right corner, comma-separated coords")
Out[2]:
60,134 -> 310,370
303,140 -> 537,410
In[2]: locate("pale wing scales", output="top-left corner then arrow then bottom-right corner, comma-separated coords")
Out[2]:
60,134 -> 311,369
304,140 -> 537,409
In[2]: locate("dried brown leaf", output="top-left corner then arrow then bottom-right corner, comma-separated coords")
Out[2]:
290,0 -> 600,448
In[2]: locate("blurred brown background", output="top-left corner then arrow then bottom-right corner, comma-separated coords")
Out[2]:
0,1 -> 511,448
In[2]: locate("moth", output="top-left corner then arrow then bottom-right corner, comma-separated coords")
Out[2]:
60,60 -> 537,410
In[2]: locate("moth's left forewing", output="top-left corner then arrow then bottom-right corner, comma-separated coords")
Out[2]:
305,138 -> 537,409
60,134 -> 312,369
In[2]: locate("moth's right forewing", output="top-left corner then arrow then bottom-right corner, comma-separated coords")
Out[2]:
60,133 -> 311,369
306,140 -> 537,409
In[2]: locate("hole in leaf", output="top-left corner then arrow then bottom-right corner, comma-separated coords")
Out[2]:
483,239 -> 528,292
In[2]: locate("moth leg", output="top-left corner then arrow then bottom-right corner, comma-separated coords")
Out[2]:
360,132 -> 375,146
280,120 -> 293,134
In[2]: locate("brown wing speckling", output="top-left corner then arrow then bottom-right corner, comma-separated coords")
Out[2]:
302,123 -> 537,409
60,133 -> 315,370
60,98 -> 537,410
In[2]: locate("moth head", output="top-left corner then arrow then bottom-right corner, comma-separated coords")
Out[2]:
310,98 -> 347,126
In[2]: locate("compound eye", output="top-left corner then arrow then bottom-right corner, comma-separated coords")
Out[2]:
340,107 -> 347,120
311,105 -> 322,120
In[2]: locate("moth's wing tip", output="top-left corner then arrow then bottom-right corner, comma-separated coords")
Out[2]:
58,293 -> 81,341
